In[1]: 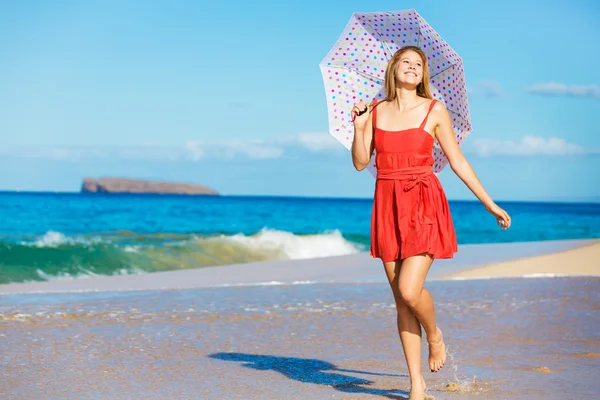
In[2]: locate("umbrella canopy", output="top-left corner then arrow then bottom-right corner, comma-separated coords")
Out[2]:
319,9 -> 471,175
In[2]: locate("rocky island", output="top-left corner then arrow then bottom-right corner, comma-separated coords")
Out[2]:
81,177 -> 218,195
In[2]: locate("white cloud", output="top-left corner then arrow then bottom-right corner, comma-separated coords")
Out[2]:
471,135 -> 598,157
528,83 -> 600,99
7,144 -> 187,162
186,139 -> 284,160
8,134 -> 595,161
3,132 -> 346,162
468,81 -> 503,98
184,141 -> 204,161
293,133 -> 344,152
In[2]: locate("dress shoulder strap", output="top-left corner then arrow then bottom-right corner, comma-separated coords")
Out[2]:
419,99 -> 438,130
371,98 -> 379,129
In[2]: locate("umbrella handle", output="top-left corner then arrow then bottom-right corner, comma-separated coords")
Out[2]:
351,106 -> 368,122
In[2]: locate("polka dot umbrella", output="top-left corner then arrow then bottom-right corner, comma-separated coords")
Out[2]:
319,9 -> 471,176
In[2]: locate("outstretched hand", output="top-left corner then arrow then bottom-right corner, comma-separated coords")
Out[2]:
486,203 -> 511,230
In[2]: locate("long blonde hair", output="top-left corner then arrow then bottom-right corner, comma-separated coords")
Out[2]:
384,46 -> 432,100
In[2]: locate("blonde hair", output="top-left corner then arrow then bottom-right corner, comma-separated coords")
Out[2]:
384,46 -> 432,100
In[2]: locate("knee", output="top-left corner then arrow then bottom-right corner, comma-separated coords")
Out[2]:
400,287 -> 421,309
393,295 -> 409,312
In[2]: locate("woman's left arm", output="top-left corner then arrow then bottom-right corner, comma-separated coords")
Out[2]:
432,102 -> 511,229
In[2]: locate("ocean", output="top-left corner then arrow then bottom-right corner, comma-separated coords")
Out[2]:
0,191 -> 598,285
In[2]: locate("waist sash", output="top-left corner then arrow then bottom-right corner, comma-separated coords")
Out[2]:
376,166 -> 435,226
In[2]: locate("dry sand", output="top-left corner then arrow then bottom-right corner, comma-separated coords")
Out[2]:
445,240 -> 600,280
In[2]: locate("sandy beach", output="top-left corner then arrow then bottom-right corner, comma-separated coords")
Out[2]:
2,239 -> 599,399
446,241 -> 600,280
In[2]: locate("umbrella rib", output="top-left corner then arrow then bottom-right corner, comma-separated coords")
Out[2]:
324,64 -> 384,84
430,61 -> 461,79
356,14 -> 396,59
413,13 -> 463,79
416,14 -> 422,49
446,107 -> 466,119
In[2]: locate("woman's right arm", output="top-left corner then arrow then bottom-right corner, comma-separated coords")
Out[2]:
351,103 -> 374,171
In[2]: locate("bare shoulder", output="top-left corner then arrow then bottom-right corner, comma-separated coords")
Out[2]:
430,99 -> 447,113
430,99 -> 450,123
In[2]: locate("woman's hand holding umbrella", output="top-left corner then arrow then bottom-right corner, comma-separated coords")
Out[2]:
351,100 -> 369,126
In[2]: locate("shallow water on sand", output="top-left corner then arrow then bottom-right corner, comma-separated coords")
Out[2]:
2,277 -> 599,399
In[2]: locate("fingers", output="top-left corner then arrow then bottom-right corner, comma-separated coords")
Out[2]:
497,210 -> 511,230
351,100 -> 368,119
503,210 -> 511,229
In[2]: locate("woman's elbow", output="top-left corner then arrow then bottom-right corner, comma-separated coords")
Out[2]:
352,162 -> 366,171
352,158 -> 369,171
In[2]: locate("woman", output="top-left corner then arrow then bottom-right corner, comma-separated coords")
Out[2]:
351,46 -> 511,399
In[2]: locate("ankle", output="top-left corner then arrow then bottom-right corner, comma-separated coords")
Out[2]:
410,375 -> 426,389
427,327 -> 441,344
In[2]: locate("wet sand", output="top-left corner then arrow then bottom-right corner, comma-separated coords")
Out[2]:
2,279 -> 599,399
1,239 -> 600,399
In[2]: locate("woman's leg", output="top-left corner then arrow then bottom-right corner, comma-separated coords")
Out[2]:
383,260 -> 427,395
397,253 -> 446,372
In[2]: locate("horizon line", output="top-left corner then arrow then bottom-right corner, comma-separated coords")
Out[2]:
0,189 -> 598,205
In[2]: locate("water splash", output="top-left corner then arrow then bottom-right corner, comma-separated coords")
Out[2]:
439,345 -> 490,395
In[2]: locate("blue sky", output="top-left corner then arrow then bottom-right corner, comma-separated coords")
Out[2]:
0,0 -> 598,202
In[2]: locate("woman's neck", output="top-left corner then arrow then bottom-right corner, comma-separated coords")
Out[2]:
393,87 -> 421,110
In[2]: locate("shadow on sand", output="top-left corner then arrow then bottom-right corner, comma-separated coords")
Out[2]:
209,352 -> 410,399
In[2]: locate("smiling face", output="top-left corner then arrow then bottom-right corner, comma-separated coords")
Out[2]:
384,46 -> 432,100
395,50 -> 424,86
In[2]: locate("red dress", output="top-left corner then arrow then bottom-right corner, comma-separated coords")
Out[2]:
370,99 -> 458,262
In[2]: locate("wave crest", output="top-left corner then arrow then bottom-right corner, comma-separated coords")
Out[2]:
0,229 -> 366,284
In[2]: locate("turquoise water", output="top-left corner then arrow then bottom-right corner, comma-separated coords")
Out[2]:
0,191 -> 598,284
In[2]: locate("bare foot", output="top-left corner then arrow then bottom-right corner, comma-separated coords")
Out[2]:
410,394 -> 436,400
428,327 -> 446,372
409,390 -> 436,400
409,376 -> 427,400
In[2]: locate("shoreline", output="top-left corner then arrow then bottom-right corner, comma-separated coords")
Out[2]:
445,241 -> 600,280
0,238 -> 598,296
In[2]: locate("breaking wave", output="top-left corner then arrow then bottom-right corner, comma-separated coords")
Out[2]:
0,228 -> 367,284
